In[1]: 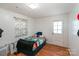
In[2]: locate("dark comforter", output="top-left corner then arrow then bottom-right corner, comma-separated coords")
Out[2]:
16,36 -> 46,56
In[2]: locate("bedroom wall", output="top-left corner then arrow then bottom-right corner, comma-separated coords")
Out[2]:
0,8 -> 33,47
33,13 -> 69,47
69,4 -> 79,56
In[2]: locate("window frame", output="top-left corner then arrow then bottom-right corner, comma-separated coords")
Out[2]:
53,21 -> 63,34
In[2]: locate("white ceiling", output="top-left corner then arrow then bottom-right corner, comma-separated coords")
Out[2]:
0,3 -> 75,18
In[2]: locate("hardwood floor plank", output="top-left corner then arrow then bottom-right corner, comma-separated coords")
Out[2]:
12,44 -> 70,56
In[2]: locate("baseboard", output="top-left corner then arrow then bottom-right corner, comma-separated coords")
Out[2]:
46,41 -> 69,49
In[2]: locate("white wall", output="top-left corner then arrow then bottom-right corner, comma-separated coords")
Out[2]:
0,4 -> 78,55
69,4 -> 79,56
33,13 -> 69,47
0,8 -> 33,47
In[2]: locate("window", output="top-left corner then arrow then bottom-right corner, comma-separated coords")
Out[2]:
53,21 -> 63,34
14,17 -> 28,37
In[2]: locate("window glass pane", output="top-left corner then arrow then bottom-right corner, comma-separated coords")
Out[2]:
54,25 -> 57,29
54,29 -> 58,33
53,21 -> 63,34
58,29 -> 62,33
58,25 -> 62,29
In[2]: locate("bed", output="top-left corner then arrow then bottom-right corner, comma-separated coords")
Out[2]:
16,32 -> 46,56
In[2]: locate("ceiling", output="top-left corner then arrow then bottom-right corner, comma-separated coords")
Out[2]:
0,3 -> 75,19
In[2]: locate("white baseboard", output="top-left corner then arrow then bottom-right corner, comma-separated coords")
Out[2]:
46,41 -> 68,48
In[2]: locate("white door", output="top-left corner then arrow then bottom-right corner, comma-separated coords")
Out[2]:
51,21 -> 68,47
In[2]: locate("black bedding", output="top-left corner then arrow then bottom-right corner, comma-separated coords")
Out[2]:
16,37 -> 46,56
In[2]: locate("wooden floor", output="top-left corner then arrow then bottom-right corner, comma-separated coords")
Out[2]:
13,44 -> 70,56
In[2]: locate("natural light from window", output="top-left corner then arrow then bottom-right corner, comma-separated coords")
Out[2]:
53,21 -> 63,34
